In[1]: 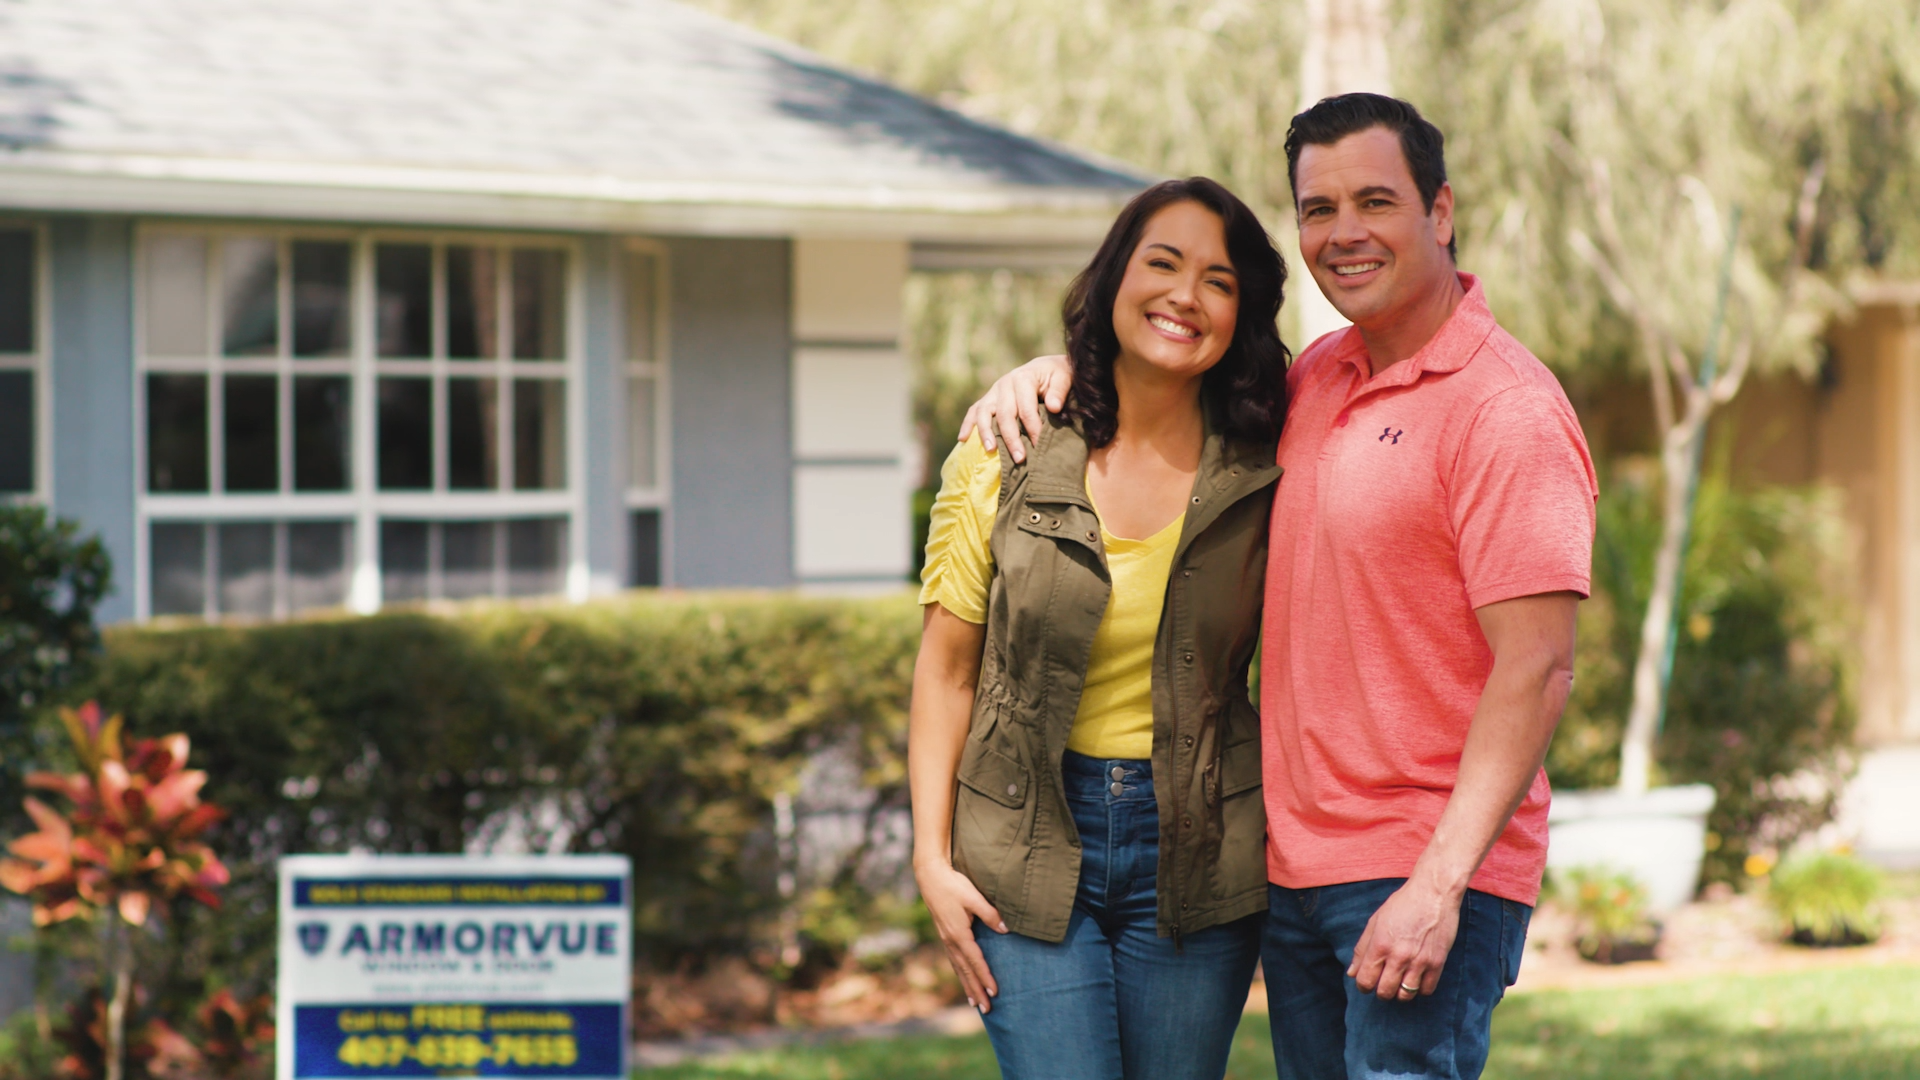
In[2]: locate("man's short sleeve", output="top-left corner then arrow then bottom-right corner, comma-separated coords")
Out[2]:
1450,385 -> 1598,609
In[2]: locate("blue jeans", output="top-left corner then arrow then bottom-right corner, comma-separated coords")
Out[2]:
1262,879 -> 1531,1080
973,751 -> 1262,1080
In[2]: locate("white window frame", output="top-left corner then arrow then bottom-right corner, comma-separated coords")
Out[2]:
0,218 -> 52,506
132,222 -> 586,620
620,237 -> 673,586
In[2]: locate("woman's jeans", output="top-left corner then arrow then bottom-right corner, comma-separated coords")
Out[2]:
973,750 -> 1262,1080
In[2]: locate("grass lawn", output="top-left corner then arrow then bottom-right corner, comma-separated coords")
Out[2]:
636,963 -> 1920,1079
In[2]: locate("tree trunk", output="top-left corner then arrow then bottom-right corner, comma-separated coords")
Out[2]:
104,918 -> 131,1080
1294,0 -> 1393,347
1619,421 -> 1700,795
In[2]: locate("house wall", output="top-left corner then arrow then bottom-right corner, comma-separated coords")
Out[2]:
788,239 -> 913,589
1726,303 -> 1920,745
47,215 -> 138,624
663,236 -> 795,588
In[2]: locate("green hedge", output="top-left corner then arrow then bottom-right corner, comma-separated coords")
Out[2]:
78,592 -> 920,1004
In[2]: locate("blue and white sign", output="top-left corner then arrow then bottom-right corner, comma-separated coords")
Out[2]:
276,855 -> 632,1080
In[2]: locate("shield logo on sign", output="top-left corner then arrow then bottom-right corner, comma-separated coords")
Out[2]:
297,922 -> 330,956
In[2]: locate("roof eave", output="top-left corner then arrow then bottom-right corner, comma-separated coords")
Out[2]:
0,152 -> 1139,244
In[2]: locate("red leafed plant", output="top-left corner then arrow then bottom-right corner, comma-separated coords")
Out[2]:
0,702 -> 231,1080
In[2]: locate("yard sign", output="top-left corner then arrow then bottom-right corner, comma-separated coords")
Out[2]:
276,854 -> 632,1080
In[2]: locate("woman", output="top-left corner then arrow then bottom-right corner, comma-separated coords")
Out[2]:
909,177 -> 1291,1080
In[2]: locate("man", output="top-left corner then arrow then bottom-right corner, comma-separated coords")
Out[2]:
961,93 -> 1596,1079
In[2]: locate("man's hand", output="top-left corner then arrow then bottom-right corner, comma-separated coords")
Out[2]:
957,355 -> 1074,463
1347,878 -> 1460,1001
1348,590 -> 1578,1003
913,859 -> 1007,1011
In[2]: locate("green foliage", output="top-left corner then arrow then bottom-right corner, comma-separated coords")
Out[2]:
1554,865 -> 1657,963
1552,461 -> 1856,886
1766,852 -> 1883,947
69,592 -> 920,1007
0,504 -> 113,826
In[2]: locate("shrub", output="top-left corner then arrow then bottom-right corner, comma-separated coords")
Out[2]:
68,592 -> 921,1007
1766,852 -> 1883,946
1551,465 -> 1857,886
1555,865 -> 1659,964
0,505 -> 113,831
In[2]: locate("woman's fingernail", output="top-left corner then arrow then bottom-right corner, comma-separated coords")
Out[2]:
997,922 -> 1009,932
966,997 -> 975,1007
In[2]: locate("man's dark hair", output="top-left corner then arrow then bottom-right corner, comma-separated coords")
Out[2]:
1284,93 -> 1456,261
1060,177 -> 1290,448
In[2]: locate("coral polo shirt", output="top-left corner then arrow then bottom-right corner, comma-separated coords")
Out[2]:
1261,274 -> 1596,905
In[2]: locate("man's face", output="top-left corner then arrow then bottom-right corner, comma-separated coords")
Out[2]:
1294,126 -> 1455,331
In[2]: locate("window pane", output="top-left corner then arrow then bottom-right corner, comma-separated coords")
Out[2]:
376,244 -> 432,358
630,509 -> 661,588
626,376 -> 655,490
217,522 -> 275,617
513,379 -> 566,490
448,378 -> 499,490
0,228 -> 32,353
144,235 -> 209,357
223,374 -> 279,492
0,371 -> 31,493
511,248 -> 566,360
377,377 -> 432,490
221,236 -> 279,357
151,522 -> 207,617
442,521 -> 496,600
623,250 -> 654,363
288,521 -> 351,612
506,517 -> 565,596
447,246 -> 498,360
380,520 -> 428,602
147,374 -> 209,492
292,240 -> 352,358
294,376 -> 350,491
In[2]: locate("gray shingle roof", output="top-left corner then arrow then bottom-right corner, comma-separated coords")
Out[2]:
0,0 -> 1147,234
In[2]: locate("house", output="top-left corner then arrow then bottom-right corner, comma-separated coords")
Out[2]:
0,0 -> 1146,622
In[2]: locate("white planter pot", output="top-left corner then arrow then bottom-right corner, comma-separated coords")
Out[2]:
1546,784 -> 1717,912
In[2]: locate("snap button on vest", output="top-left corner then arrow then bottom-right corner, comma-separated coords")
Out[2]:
1006,783 -> 1019,797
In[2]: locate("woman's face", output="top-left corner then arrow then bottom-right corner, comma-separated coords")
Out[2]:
1110,200 -> 1239,380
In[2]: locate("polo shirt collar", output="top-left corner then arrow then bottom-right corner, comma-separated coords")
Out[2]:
1331,272 -> 1496,389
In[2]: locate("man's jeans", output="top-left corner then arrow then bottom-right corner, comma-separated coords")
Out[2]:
1262,879 -> 1531,1080
973,750 -> 1262,1080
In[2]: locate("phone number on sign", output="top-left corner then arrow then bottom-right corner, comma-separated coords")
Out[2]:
335,1033 -> 579,1069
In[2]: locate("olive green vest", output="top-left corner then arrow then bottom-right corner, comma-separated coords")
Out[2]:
951,413 -> 1281,943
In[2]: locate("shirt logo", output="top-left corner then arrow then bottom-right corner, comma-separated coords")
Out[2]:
1378,427 -> 1405,445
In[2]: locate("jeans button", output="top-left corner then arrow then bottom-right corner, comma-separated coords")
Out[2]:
1109,765 -> 1125,781
1109,782 -> 1124,797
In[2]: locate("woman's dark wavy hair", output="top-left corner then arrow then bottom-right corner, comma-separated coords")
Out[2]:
1061,177 -> 1290,448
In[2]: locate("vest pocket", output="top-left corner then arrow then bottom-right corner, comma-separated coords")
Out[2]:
951,739 -> 1032,908
1211,738 -> 1266,901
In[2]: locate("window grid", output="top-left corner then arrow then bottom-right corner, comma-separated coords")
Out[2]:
0,220 -> 51,504
622,239 -> 672,587
134,224 -> 586,620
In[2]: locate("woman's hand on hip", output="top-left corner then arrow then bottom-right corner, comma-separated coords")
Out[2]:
914,860 -> 1007,1011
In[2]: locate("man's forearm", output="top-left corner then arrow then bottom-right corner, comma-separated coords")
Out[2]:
1410,593 -> 1578,898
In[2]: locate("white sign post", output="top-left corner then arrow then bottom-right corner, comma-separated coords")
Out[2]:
276,855 -> 632,1080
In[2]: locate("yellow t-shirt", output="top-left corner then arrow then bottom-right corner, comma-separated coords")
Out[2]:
917,437 -> 1179,760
